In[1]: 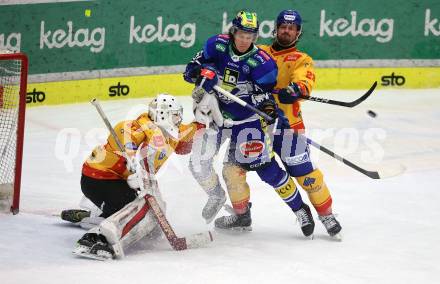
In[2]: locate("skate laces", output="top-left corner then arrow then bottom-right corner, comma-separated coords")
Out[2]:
319,214 -> 338,229
222,214 -> 239,225
295,208 -> 312,226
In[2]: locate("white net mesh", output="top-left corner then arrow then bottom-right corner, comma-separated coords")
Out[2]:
0,53 -> 23,211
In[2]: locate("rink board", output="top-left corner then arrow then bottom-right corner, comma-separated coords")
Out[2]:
24,67 -> 440,107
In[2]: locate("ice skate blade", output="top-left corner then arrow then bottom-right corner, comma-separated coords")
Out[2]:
305,234 -> 314,240
204,215 -> 216,224
214,226 -> 252,233
330,232 -> 343,242
72,245 -> 113,261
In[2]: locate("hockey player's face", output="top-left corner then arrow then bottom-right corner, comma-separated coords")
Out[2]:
277,23 -> 299,46
234,30 -> 254,52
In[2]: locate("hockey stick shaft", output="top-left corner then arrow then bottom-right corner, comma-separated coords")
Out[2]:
220,91 -> 382,179
213,85 -> 275,123
304,138 -> 380,179
298,81 -> 377,107
146,194 -> 213,250
90,98 -> 135,172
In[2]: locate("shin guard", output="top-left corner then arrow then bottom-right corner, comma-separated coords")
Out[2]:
222,163 -> 250,214
274,176 -> 303,211
296,169 -> 333,216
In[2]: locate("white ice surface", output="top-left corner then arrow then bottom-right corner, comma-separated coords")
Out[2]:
1,88 -> 439,284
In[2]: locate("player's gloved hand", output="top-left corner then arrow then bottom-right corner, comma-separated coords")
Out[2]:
277,82 -> 302,104
257,100 -> 278,124
127,172 -> 141,189
195,65 -> 218,93
183,64 -> 202,83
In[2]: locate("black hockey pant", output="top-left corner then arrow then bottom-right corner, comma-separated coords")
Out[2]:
80,175 -> 137,218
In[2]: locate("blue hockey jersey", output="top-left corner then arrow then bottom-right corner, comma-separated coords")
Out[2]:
184,34 -> 278,121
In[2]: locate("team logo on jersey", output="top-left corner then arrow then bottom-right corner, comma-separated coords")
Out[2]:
223,68 -> 239,87
231,54 -> 240,62
158,149 -> 167,160
303,177 -> 316,187
227,62 -> 239,68
306,71 -> 315,82
284,54 -> 301,62
152,135 -> 165,147
242,65 -> 250,74
239,140 -> 265,158
255,54 -> 265,63
285,152 -> 310,166
246,58 -> 258,67
215,43 -> 226,52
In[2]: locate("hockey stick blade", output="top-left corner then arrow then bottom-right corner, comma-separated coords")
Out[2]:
299,81 -> 377,107
366,163 -> 406,179
146,195 -> 213,250
307,138 -> 405,179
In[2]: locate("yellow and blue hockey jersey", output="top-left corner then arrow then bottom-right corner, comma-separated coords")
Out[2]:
258,45 -> 316,130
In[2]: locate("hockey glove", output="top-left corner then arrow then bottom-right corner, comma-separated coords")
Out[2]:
195,66 -> 218,93
183,64 -> 202,83
277,82 -> 302,104
257,100 -> 278,124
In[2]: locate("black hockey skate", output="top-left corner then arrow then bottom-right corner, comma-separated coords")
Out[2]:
319,214 -> 342,240
202,191 -> 227,224
73,233 -> 115,261
293,203 -> 315,238
61,209 -> 90,223
214,203 -> 252,231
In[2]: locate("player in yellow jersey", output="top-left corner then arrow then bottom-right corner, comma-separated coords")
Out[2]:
62,94 -> 204,259
259,10 -> 342,238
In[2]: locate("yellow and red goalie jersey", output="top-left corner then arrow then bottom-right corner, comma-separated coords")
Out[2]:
82,113 -> 199,180
258,45 -> 316,131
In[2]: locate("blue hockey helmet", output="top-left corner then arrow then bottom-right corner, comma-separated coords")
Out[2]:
276,10 -> 302,30
231,11 -> 259,34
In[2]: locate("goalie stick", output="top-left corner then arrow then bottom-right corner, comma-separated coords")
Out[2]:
213,86 -> 404,179
91,98 -> 213,251
298,81 -> 378,108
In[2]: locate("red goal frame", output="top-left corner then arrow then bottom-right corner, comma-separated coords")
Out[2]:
0,52 -> 28,214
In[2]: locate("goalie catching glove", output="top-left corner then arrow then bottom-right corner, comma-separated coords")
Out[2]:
193,92 -> 233,128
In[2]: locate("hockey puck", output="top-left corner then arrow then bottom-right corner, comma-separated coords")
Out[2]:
367,110 -> 377,118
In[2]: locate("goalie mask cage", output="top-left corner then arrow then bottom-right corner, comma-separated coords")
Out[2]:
0,52 -> 28,214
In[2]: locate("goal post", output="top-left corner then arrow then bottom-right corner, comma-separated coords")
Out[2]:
0,51 -> 28,214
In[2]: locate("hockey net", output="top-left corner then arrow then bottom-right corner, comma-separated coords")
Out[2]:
0,51 -> 28,214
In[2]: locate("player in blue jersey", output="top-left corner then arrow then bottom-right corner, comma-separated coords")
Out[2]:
183,11 -> 314,237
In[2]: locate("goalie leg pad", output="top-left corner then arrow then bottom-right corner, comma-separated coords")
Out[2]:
222,163 -> 250,214
96,196 -> 162,258
296,169 -> 333,216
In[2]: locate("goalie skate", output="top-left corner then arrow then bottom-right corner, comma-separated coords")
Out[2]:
72,233 -> 115,261
61,209 -> 90,223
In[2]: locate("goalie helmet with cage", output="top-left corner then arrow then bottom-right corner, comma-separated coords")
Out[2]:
229,11 -> 259,42
148,94 -> 183,138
